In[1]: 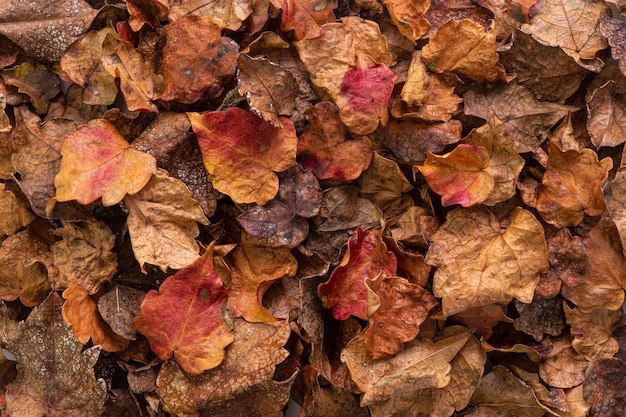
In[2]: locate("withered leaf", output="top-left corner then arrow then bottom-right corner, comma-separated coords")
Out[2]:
384,0 -> 430,43
125,169 -> 209,272
1,62 -> 60,115
600,14 -> 626,76
391,73 -> 462,122
54,118 -> 157,207
134,244 -> 234,374
299,366 -> 369,417
606,166 -> 626,256
97,285 -> 146,341
584,358 -> 626,417
3,293 -> 106,417
51,220 -> 117,294
514,298 -> 565,342
270,0 -> 337,40
168,0 -> 254,30
0,0 -> 98,62
452,304 -> 513,340
0,183 -> 35,236
188,108 -> 298,205
357,152 -> 413,213
426,207 -> 549,316
160,15 -> 238,104
61,284 -> 130,352
586,80 -> 626,148
564,304 -> 624,361
401,51 -> 430,107
126,0 -> 169,31
539,345 -> 589,389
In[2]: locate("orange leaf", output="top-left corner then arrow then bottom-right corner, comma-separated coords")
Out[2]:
134,244 -> 234,374
270,0 -> 337,40
54,119 -> 157,207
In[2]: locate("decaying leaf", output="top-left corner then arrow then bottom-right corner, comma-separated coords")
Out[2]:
600,14 -> 626,76
384,0 -> 430,42
270,0 -> 337,40
564,303 -> 624,361
0,183 -> 35,236
168,0 -> 254,30
584,358 -> 626,417
134,244 -> 234,374
586,80 -> 626,148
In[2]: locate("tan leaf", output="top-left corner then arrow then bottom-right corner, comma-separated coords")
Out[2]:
539,346 -> 589,389
586,80 -> 626,148
384,0 -> 430,43
426,207 -> 549,316
400,51 -> 430,107
606,164 -> 626,257
0,183 -> 35,236
383,119 -> 461,165
168,0 -> 254,30
391,73 -> 462,122
357,152 -> 413,212
125,169 -> 209,272
564,304 -> 624,361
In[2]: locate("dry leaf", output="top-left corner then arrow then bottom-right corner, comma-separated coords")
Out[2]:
583,358 -> 626,417
586,80 -> 626,148
270,0 -> 337,40
384,0 -> 430,43
0,183 -> 35,236
564,304 -> 624,361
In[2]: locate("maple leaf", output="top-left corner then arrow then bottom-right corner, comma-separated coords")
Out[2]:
426,207 -> 549,316
54,118 -> 157,207
134,244 -> 234,374
391,73 -> 462,122
188,108 -> 298,205
318,227 -> 397,320
2,292 -> 107,417
125,168 -> 209,272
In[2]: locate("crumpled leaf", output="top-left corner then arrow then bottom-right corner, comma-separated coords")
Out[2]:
3,292 -> 106,417
383,119 -> 461,165
168,0 -> 254,31
384,0 -> 430,43
426,207 -> 549,316
564,304 -> 624,361
294,16 -> 392,100
126,0 -> 169,31
539,344 -> 589,389
422,19 -> 506,82
1,62 -> 60,115
464,80 -> 577,153
521,0 -> 610,70
160,15 -> 238,104
54,118 -> 157,207
530,141 -> 612,228
341,325 -> 470,406
335,63 -> 395,135
401,51 -> 430,107
298,101 -> 373,182
134,244 -> 234,374
586,80 -> 626,148
318,227 -> 397,320
0,229 -> 54,307
125,168 -> 209,273
60,28 -> 119,106
237,54 -> 297,127
391,73 -> 462,122
364,275 -> 438,359
0,183 -> 35,236
270,0 -> 337,40
51,220 -> 117,294
188,108 -> 298,205
357,152 -> 413,213
583,358 -> 626,417
61,284 -> 130,352
226,234 -> 298,322
0,0 -> 98,62
156,320 -> 292,417
600,14 -> 626,77
548,218 -> 626,312
416,144 -> 495,207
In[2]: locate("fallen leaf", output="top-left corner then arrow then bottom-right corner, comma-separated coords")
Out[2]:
426,207 -> 549,316
54,118 -> 157,207
539,345 -> 589,389
600,14 -> 626,77
0,0 -> 98,62
424,0 -> 493,38
521,0 -> 610,70
126,0 -> 169,31
61,284 -> 130,352
97,285 -> 146,341
606,165 -> 626,256
532,142 -> 612,228
391,73 -> 462,122
188,108 -> 298,205
270,0 -> 337,40
3,292 -> 106,417
0,183 -> 35,236
318,227 -> 397,320
401,51 -> 430,107
514,298 -> 566,342
298,101 -> 374,182
134,244 -> 234,374
583,358 -> 626,416
452,304 -> 513,340
564,304 -> 624,361
422,19 -> 506,82
384,0 -> 430,43
237,54 -> 296,127
156,319 -> 292,417
226,234 -> 298,322
168,0 -> 254,30
464,80 -> 577,153
51,220 -> 117,294
160,15 -> 239,104
364,275 -> 438,359
357,152 -> 413,213
341,325 -> 470,406
1,62 -> 60,115
60,28 -> 119,106
586,80 -> 626,148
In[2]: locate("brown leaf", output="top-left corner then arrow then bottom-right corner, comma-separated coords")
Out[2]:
237,54 -> 296,127
539,345 -> 589,389
388,207 -> 438,252
0,0 -> 98,62
0,183 -> 35,236
3,293 -> 106,417
299,366 -> 369,417
401,51 -> 430,107
160,15 -> 238,104
583,358 -> 626,416
125,169 -> 209,272
61,284 -> 130,352
270,0 -> 337,41
384,0 -> 430,43
464,80 -> 577,152
606,165 -> 626,256
564,304 -> 624,361
600,14 -> 626,77
514,298 -> 565,342
422,19 -> 506,82
426,207 -> 549,316
521,0 -> 610,70
156,320 -> 292,417
452,304 -> 513,340
126,0 -> 169,31
1,62 -> 60,115
364,275 -> 438,359
60,28 -> 119,106
391,73 -> 462,122
357,152 -> 413,213
168,0 -> 254,30
51,220 -> 117,294
97,285 -> 146,341
586,80 -> 626,148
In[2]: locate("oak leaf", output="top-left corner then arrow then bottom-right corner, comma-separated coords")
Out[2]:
54,118 -> 157,207
318,227 -> 397,320
51,220 -> 117,294
426,207 -> 549,316
134,244 -> 234,374
160,15 -> 239,104
156,320 -> 292,417
188,108 -> 298,205
384,0 -> 430,43
270,0 -> 337,40
298,101 -> 373,182
125,169 -> 209,272
3,292 -> 106,417
586,80 -> 626,148
61,284 -> 130,352
422,19 -> 506,83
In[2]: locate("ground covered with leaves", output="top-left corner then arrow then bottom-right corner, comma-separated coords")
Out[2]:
0,0 -> 626,416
